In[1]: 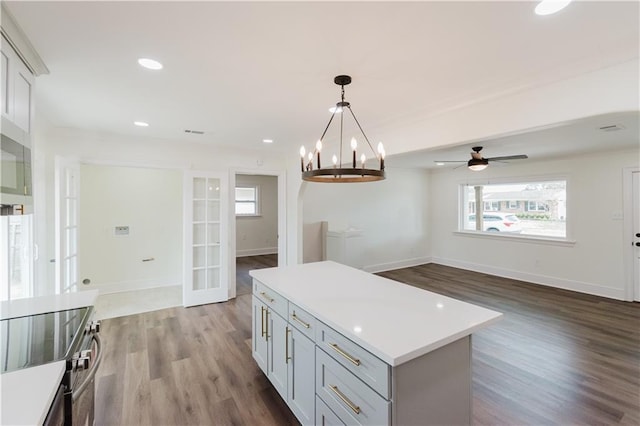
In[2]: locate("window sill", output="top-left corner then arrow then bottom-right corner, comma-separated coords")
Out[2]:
453,230 -> 576,247
236,214 -> 262,218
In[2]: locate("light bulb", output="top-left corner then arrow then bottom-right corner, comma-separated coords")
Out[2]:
360,153 -> 366,167
377,142 -> 384,155
299,146 -> 306,158
308,152 -> 313,161
316,140 -> 322,152
332,155 -> 338,165
350,137 -> 357,151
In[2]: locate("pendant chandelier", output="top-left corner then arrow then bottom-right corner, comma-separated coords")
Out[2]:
300,75 -> 385,183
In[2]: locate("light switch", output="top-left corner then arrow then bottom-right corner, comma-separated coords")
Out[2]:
115,226 -> 129,235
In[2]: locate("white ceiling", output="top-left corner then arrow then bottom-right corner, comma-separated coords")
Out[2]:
4,1 -> 640,166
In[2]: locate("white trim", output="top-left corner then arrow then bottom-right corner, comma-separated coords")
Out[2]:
622,166 -> 640,301
363,257 -> 432,274
0,4 -> 49,76
453,230 -> 576,247
86,278 -> 178,295
236,247 -> 278,257
431,256 -> 626,300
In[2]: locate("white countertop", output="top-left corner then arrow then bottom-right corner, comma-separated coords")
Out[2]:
0,289 -> 99,319
1,290 -> 99,425
250,261 -> 503,366
1,361 -> 66,425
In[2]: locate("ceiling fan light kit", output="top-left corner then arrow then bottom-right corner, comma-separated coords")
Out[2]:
300,75 -> 386,183
435,146 -> 528,171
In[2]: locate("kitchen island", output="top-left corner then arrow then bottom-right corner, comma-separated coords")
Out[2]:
250,261 -> 502,425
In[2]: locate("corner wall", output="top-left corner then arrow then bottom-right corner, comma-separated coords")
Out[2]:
302,167 -> 431,272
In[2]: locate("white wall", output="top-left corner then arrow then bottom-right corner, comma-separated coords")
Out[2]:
429,148 -> 640,300
78,164 -> 182,294
235,174 -> 278,256
302,167 -> 431,272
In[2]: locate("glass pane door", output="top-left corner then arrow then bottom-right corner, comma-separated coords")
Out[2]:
184,172 -> 228,306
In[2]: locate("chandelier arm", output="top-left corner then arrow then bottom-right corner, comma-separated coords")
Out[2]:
317,112 -> 336,147
339,104 -> 344,166
346,106 -> 377,155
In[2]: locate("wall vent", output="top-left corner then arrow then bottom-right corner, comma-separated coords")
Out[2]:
598,124 -> 625,132
184,129 -> 205,134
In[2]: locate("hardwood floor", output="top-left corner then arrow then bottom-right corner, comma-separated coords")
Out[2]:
95,260 -> 640,425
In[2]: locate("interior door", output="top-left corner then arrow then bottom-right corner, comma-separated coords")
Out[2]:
183,171 -> 229,306
633,171 -> 640,301
55,158 -> 80,294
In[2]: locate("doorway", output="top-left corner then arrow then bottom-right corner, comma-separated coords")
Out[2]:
234,173 -> 280,296
624,167 -> 640,301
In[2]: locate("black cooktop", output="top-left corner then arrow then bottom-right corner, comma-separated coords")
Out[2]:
1,307 -> 91,374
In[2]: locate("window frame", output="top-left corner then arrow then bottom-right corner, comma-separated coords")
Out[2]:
457,174 -> 573,245
235,185 -> 260,217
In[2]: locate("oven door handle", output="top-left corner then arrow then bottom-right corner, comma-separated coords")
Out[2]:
72,333 -> 103,402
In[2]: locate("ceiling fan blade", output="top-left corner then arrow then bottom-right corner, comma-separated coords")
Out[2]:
486,154 -> 528,161
433,160 -> 466,163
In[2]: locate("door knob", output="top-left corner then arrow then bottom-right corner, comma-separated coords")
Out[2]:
636,242 -> 640,247
636,233 -> 640,238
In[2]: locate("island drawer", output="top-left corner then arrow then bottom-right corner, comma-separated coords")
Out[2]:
253,279 -> 288,318
317,321 -> 390,399
316,395 -> 345,426
316,348 -> 390,426
288,302 -> 316,340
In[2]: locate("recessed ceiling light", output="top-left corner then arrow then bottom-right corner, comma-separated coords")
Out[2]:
134,121 -> 149,127
535,0 -> 572,16
436,162 -> 445,166
263,139 -> 273,144
137,58 -> 163,70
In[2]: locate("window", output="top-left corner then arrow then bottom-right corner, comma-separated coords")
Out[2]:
527,201 -> 548,212
460,179 -> 567,238
0,215 -> 33,301
484,201 -> 501,211
235,186 -> 259,215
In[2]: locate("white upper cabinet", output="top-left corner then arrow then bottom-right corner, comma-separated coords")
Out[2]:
1,35 -> 33,135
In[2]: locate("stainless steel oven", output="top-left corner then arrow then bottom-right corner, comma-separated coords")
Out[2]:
1,307 -> 102,426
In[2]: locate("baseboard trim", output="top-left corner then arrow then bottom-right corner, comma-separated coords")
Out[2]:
430,257 -> 626,301
86,278 -> 179,295
236,247 -> 278,257
363,257 -> 433,274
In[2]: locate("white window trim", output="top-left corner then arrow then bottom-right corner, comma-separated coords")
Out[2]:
235,185 -> 261,217
457,174 -> 572,242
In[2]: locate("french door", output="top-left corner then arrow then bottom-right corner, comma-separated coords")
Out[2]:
183,171 -> 229,306
55,158 -> 79,294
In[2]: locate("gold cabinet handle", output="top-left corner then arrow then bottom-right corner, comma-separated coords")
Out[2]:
330,343 -> 361,366
260,291 -> 275,303
330,385 -> 361,415
291,312 -> 310,329
285,327 -> 292,364
260,306 -> 266,338
265,310 -> 270,341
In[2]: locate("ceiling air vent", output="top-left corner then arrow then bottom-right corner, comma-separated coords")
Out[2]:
598,124 -> 625,132
184,129 -> 205,135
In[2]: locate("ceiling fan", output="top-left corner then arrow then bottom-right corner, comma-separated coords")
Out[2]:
435,146 -> 528,171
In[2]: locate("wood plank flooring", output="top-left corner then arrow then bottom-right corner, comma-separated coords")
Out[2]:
95,260 -> 640,425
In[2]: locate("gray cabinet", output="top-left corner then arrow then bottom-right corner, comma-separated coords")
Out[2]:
252,284 -> 315,426
287,326 -> 315,425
